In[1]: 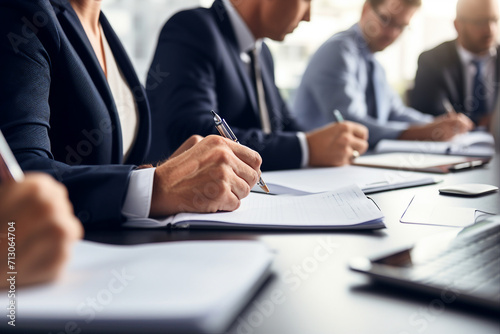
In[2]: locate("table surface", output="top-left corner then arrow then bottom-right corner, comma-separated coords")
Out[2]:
86,154 -> 500,334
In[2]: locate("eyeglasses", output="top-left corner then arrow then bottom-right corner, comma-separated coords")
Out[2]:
372,7 -> 409,32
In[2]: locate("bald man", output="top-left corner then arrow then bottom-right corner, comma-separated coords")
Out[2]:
411,0 -> 499,127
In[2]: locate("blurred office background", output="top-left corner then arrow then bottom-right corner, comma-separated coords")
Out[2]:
102,0 -> 500,103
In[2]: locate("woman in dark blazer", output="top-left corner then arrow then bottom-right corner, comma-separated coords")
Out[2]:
0,0 -> 261,227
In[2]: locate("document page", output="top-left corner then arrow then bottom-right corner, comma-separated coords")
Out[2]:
171,185 -> 384,229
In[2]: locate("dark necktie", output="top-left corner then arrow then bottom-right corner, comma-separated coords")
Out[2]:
366,59 -> 378,118
248,48 -> 272,134
472,59 -> 487,121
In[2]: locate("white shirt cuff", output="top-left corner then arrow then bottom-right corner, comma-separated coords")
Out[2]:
296,132 -> 309,168
121,168 -> 156,219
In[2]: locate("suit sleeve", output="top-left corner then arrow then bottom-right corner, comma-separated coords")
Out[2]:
410,52 -> 448,116
146,12 -> 303,170
0,2 -> 134,226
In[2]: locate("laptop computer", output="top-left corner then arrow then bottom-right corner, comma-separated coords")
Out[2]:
350,215 -> 500,311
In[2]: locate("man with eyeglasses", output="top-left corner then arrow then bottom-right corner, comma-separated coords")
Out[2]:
293,0 -> 473,147
411,0 -> 499,129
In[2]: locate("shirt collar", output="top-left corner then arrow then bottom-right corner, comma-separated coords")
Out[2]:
352,23 -> 375,62
456,42 -> 497,65
222,0 -> 261,53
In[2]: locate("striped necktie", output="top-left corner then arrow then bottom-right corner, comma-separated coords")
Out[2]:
471,59 -> 487,122
249,48 -> 272,134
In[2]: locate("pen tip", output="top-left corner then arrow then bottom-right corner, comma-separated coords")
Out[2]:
262,184 -> 270,193
210,110 -> 216,116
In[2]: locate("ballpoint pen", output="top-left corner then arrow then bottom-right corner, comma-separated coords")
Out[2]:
332,109 -> 345,122
210,110 -> 270,193
0,130 -> 24,183
332,109 -> 359,159
442,99 -> 455,114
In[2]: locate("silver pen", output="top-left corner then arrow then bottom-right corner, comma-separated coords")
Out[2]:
332,109 -> 360,159
210,110 -> 270,193
442,99 -> 456,114
0,130 -> 24,183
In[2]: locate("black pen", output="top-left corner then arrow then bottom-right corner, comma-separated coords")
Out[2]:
210,110 -> 270,193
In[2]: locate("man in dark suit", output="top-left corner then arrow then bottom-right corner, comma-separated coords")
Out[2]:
411,0 -> 499,127
0,0 -> 262,227
147,0 -> 369,171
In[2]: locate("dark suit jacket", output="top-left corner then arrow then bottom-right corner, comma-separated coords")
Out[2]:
0,0 -> 151,226
410,40 -> 500,120
146,0 -> 303,171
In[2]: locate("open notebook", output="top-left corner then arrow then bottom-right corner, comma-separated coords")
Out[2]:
1,241 -> 273,334
124,185 -> 385,230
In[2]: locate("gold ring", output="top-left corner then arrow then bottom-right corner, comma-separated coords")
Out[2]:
352,150 -> 360,159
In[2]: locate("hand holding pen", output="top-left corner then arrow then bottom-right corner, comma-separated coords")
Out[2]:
332,109 -> 360,160
211,110 -> 270,193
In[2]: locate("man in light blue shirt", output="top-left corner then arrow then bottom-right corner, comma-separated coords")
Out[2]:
294,0 -> 473,147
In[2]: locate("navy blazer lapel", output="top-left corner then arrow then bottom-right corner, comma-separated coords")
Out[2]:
210,1 -> 259,115
54,3 -> 115,111
52,1 -> 124,159
100,15 -> 151,164
50,1 -> 123,162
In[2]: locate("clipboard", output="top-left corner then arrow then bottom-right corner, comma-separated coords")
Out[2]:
353,152 -> 490,174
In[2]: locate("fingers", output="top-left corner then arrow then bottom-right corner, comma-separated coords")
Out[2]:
203,136 -> 260,187
349,135 -> 369,156
15,227 -> 73,286
13,174 -> 82,242
435,114 -> 473,140
207,150 -> 254,200
216,136 -> 263,172
151,136 -> 262,216
346,121 -> 369,140
306,121 -> 369,167
169,135 -> 204,159
227,156 -> 259,194
456,113 -> 474,132
0,174 -> 81,288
